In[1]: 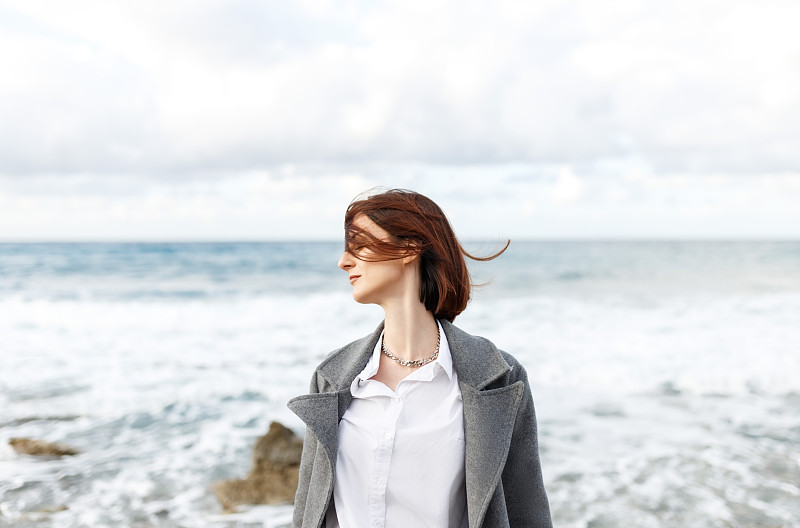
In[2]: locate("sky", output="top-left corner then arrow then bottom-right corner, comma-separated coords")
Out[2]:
1,0 -> 799,241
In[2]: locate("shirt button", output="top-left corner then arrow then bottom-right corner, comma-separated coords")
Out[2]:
383,432 -> 391,440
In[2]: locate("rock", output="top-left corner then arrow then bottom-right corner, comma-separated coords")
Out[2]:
9,437 -> 79,456
214,421 -> 303,511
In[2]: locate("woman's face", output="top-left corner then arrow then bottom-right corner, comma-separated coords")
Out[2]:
337,215 -> 411,306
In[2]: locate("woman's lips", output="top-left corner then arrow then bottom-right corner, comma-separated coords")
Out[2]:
349,275 -> 360,284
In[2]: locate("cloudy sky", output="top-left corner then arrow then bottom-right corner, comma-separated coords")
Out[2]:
1,0 -> 798,240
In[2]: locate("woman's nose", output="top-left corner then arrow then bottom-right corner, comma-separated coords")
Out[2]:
338,252 -> 354,270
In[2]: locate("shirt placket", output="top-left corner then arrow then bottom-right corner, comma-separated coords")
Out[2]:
368,390 -> 405,528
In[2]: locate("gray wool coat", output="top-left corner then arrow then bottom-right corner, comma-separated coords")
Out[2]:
287,319 -> 553,528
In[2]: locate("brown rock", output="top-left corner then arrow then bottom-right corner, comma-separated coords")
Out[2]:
214,421 -> 303,511
9,437 -> 79,457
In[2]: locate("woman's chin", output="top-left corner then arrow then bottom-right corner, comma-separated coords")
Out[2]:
351,289 -> 378,305
351,291 -> 368,304
352,296 -> 373,305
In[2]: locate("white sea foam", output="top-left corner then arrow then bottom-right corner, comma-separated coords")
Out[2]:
1,241 -> 799,527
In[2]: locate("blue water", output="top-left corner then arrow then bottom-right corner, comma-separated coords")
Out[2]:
3,240 -> 798,299
1,241 -> 799,527
0,242 -> 345,299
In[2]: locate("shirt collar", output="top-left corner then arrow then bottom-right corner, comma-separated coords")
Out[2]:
435,321 -> 454,379
352,319 -> 454,389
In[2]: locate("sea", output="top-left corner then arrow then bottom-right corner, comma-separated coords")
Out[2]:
1,241 -> 799,528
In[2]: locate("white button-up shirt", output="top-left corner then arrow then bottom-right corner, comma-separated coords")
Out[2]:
326,321 -> 468,528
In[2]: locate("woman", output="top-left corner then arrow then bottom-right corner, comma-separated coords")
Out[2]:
288,189 -> 552,528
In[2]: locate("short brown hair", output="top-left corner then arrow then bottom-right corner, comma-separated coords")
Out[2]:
344,188 -> 508,322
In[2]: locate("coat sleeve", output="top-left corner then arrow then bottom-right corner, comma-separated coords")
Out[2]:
501,358 -> 553,528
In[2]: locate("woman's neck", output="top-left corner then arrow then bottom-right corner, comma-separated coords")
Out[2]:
381,300 -> 439,362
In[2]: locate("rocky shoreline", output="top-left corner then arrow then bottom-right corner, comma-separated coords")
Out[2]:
7,420 -> 303,517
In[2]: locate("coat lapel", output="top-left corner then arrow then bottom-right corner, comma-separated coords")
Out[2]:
460,381 -> 524,527
288,323 -> 383,468
441,320 -> 524,528
287,390 -> 350,464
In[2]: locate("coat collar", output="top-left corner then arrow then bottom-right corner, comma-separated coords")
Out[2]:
315,319 -> 512,391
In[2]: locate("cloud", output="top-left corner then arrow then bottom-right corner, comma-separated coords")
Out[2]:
0,170 -> 379,240
2,0 -> 799,240
3,168 -> 799,240
549,168 -> 585,204
0,0 -> 798,176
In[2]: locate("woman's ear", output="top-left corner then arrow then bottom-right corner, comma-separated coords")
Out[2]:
402,252 -> 420,265
401,243 -> 421,266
